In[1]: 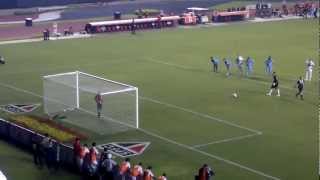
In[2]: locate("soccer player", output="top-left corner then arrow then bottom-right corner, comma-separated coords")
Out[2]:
0,170 -> 7,180
245,56 -> 254,76
0,56 -> 5,64
295,76 -> 304,100
210,57 -> 219,73
265,56 -> 273,75
95,92 -> 103,118
235,56 -> 244,76
305,59 -> 315,81
223,58 -> 232,76
267,72 -> 280,96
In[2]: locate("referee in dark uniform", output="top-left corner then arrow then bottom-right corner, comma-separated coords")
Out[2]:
295,76 -> 304,100
267,72 -> 280,96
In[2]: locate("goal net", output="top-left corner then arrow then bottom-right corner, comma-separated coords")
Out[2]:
43,71 -> 139,134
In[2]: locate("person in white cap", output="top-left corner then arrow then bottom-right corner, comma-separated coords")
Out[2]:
0,170 -> 7,180
305,59 -> 315,81
101,153 -> 117,180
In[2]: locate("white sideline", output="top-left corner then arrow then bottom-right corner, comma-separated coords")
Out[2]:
192,133 -> 261,148
144,57 -> 317,95
0,34 -> 91,45
0,81 -> 280,180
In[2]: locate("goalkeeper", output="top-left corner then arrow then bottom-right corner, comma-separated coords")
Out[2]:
95,92 -> 103,118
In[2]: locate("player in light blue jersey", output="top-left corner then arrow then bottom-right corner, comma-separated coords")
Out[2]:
265,56 -> 273,75
210,57 -> 219,73
245,57 -> 254,76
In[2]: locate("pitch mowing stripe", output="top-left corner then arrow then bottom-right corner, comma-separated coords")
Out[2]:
79,108 -> 280,180
138,128 -> 281,180
0,81 -> 281,180
192,133 -> 261,148
144,57 -> 317,96
140,96 -> 262,134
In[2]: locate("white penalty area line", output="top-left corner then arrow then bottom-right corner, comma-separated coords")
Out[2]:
144,57 -> 317,96
137,128 -> 280,180
140,96 -> 262,134
192,133 -> 261,148
0,82 -> 281,180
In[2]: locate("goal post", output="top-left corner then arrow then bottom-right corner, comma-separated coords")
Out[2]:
43,71 -> 139,130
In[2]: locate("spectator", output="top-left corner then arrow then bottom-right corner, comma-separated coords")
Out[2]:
87,142 -> 99,176
79,143 -> 89,172
313,7 -> 318,18
31,133 -> 43,168
82,149 -> 91,177
143,166 -> 155,180
40,133 -> 51,168
98,148 -> 109,177
45,138 -> 55,170
41,133 -> 50,148
158,173 -> 167,180
43,30 -> 47,40
131,162 -> 143,180
53,141 -> 61,171
101,153 -> 117,180
69,26 -> 73,35
198,164 -> 215,180
100,147 -> 109,163
43,29 -> 50,40
119,158 -> 131,180
73,137 -> 81,170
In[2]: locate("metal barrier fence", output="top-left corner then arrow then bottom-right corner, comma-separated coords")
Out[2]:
0,118 -> 75,168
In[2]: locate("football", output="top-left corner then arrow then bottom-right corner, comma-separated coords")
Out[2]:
232,93 -> 238,98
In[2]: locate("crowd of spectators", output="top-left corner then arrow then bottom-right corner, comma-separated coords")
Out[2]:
73,138 -> 168,180
30,134 -> 215,180
31,133 -> 61,172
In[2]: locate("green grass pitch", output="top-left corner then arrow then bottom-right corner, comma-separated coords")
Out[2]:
0,19 -> 318,180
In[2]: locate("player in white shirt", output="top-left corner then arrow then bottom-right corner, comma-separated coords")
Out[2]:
305,59 -> 315,81
0,171 -> 6,180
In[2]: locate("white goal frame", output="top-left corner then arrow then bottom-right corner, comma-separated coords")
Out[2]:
43,71 -> 139,128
